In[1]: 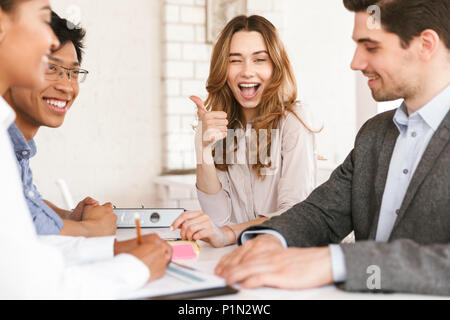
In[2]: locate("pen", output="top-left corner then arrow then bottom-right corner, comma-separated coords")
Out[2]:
134,213 -> 143,245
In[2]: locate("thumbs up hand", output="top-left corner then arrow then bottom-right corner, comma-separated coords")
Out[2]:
190,96 -> 228,149
190,95 -> 208,119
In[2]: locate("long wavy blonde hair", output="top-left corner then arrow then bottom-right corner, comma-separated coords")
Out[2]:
205,15 -> 317,177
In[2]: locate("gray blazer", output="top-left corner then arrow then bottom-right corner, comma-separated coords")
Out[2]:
242,109 -> 450,295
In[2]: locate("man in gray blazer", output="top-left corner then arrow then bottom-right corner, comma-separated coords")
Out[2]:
215,0 -> 450,295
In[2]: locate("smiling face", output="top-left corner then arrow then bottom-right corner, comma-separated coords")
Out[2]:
8,42 -> 80,130
350,12 -> 422,102
227,31 -> 273,116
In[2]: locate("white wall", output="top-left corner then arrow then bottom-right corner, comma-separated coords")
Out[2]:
162,0 -> 210,171
162,0 -> 361,172
31,0 -> 163,208
282,0 -> 358,165
31,0 -> 369,209
162,0 -> 284,172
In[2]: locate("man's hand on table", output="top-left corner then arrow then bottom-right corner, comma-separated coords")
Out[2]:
215,235 -> 334,289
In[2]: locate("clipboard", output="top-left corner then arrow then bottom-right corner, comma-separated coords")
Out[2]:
149,285 -> 238,300
114,208 -> 185,228
124,262 -> 239,300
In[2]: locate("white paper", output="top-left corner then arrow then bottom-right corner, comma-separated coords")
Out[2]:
115,228 -> 181,242
156,228 -> 181,240
123,263 -> 227,299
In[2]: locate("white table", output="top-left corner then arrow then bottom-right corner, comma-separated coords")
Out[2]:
116,228 -> 447,300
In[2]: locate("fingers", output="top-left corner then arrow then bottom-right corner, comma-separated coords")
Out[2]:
219,236 -> 282,268
204,111 -> 228,120
148,246 -> 169,281
171,211 -> 205,230
139,234 -> 173,262
215,244 -> 252,276
222,254 -> 278,286
137,238 -> 173,282
215,252 -> 232,275
205,130 -> 228,141
83,197 -> 98,205
204,118 -> 228,127
240,272 -> 279,289
190,95 -> 207,115
164,242 -> 173,262
180,221 -> 201,240
215,238 -> 268,276
141,233 -> 163,244
192,229 -> 210,241
189,95 -> 228,121
182,218 -> 210,241
102,202 -> 113,210
191,100 -> 227,148
177,213 -> 211,240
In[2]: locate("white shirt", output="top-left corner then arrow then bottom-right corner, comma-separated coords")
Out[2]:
0,97 -> 149,299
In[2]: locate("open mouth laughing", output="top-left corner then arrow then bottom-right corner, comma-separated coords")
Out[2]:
238,82 -> 261,100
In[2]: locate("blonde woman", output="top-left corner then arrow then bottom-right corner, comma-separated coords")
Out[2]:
172,15 -> 321,247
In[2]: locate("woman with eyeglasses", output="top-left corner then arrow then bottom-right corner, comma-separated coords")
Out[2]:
0,0 -> 171,299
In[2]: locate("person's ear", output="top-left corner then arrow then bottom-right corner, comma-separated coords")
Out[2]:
418,29 -> 440,62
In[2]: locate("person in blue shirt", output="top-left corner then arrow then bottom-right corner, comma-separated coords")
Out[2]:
4,12 -> 117,236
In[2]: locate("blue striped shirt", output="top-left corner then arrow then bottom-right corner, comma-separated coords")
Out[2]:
7,123 -> 63,234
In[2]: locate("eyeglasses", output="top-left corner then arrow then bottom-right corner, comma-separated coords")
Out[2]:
44,63 -> 89,83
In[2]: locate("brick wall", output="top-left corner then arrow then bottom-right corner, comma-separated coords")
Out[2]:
162,0 -> 284,172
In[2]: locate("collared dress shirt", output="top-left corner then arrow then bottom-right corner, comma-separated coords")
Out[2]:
0,97 -> 149,299
8,122 -> 63,234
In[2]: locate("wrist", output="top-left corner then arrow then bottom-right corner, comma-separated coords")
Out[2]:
79,221 -> 92,237
259,234 -> 283,245
196,143 -> 214,165
61,210 -> 74,220
113,240 -> 119,255
323,247 -> 334,285
221,225 -> 237,246
202,150 -> 214,166
114,239 -> 137,256
113,240 -> 128,256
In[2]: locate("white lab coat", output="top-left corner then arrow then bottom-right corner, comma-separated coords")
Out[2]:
0,97 -> 149,299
